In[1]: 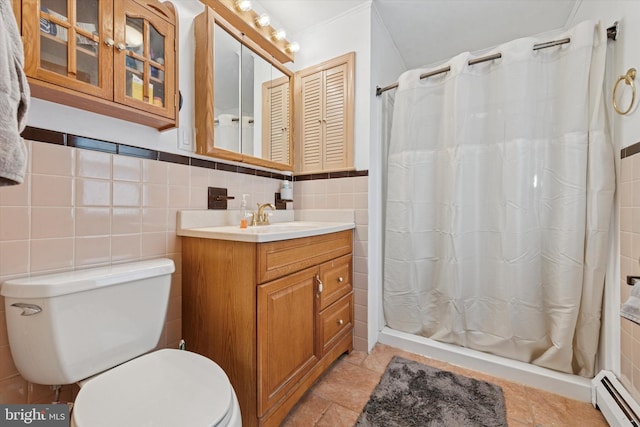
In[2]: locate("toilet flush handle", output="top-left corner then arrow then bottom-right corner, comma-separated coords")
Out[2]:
10,303 -> 42,316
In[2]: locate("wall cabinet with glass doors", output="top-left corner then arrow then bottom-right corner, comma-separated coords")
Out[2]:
19,0 -> 178,130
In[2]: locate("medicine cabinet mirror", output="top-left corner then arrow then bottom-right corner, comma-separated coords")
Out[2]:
194,7 -> 293,171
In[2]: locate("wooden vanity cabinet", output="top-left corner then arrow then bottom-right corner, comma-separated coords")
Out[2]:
20,0 -> 178,129
182,230 -> 354,427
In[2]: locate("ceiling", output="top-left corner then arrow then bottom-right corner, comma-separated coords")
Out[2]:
254,0 -> 579,69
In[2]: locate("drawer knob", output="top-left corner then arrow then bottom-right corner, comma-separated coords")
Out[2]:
338,319 -> 344,326
338,276 -> 344,283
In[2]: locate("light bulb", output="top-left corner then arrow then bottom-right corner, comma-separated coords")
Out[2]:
255,14 -> 270,27
272,29 -> 286,41
235,0 -> 252,12
286,42 -> 300,53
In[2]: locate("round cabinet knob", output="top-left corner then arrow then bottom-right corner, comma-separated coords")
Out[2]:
338,319 -> 344,326
338,277 -> 344,283
116,42 -> 126,51
104,38 -> 115,47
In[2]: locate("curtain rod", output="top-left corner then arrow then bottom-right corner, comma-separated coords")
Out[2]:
375,21 -> 619,96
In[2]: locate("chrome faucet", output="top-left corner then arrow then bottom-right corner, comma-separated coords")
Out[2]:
251,203 -> 276,226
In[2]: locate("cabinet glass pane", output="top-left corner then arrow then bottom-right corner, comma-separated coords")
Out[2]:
150,24 -> 164,64
126,59 -> 146,101
214,25 -> 241,152
40,0 -> 69,76
149,24 -> 165,108
75,0 -> 99,86
240,45 -> 255,155
126,17 -> 145,55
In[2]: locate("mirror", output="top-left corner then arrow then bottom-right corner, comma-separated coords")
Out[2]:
194,8 -> 294,171
213,24 -> 241,153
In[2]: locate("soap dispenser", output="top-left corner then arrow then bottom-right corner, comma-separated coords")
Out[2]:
240,194 -> 249,228
280,180 -> 293,201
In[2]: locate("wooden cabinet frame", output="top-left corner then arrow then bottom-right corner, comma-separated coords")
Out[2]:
20,0 -> 178,130
194,7 -> 294,171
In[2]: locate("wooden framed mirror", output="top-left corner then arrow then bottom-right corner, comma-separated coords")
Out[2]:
194,7 -> 294,171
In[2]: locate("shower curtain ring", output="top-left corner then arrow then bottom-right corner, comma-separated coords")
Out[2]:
613,68 -> 637,115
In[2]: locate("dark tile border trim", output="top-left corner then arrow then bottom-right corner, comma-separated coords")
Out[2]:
622,142 -> 640,159
21,126 -> 369,180
68,135 -> 117,154
294,170 -> 368,181
21,127 -> 66,146
118,144 -> 157,159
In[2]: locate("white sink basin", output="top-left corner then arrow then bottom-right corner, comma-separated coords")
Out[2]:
177,221 -> 355,243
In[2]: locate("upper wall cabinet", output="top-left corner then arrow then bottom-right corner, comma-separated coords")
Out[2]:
194,6 -> 294,171
295,52 -> 355,174
20,0 -> 178,130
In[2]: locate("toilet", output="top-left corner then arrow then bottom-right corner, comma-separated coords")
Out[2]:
1,258 -> 241,427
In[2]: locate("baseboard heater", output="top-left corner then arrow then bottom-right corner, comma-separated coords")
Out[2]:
593,371 -> 640,426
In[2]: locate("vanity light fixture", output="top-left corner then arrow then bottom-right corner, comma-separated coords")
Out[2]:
286,42 -> 300,53
255,14 -> 270,28
272,28 -> 286,41
234,0 -> 252,12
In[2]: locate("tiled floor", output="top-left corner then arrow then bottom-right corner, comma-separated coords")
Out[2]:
282,343 -> 609,427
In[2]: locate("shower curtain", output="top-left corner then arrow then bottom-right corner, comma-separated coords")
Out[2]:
383,20 -> 615,377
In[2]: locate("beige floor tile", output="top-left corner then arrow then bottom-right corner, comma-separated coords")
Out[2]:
315,403 -> 360,427
282,392 -> 332,427
341,349 -> 367,367
526,386 -> 607,427
288,343 -> 608,427
496,380 -> 533,424
360,343 -> 402,373
310,359 -> 381,413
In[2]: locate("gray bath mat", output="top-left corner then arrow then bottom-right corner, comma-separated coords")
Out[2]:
355,356 -> 507,427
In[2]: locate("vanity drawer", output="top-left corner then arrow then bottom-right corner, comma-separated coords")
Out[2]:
257,230 -> 352,283
318,254 -> 352,310
318,293 -> 353,355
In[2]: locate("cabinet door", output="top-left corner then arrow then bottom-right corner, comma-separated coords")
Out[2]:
23,0 -> 113,98
262,76 -> 291,165
257,266 -> 319,416
298,70 -> 323,173
323,63 -> 350,171
295,52 -> 354,174
113,0 -> 175,119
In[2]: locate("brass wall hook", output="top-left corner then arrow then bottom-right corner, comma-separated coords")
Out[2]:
613,68 -> 637,115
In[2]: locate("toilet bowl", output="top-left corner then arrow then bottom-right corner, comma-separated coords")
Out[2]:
71,349 -> 241,427
1,258 -> 241,427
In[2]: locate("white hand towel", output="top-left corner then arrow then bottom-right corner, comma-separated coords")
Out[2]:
621,282 -> 640,325
0,1 -> 30,186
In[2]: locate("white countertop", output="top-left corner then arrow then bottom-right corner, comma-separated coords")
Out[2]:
176,209 -> 356,243
177,221 -> 355,243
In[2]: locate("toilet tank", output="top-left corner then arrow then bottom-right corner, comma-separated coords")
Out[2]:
1,258 -> 175,385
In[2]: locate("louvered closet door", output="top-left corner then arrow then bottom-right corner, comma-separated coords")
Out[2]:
296,52 -> 354,174
300,71 -> 324,172
323,63 -> 348,171
269,81 -> 290,164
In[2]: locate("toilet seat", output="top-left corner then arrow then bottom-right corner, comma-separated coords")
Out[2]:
72,349 -> 235,427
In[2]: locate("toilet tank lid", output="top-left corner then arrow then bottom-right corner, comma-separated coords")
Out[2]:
1,259 -> 175,299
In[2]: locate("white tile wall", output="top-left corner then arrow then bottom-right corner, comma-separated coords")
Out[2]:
0,140 -> 289,403
293,176 -> 369,351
